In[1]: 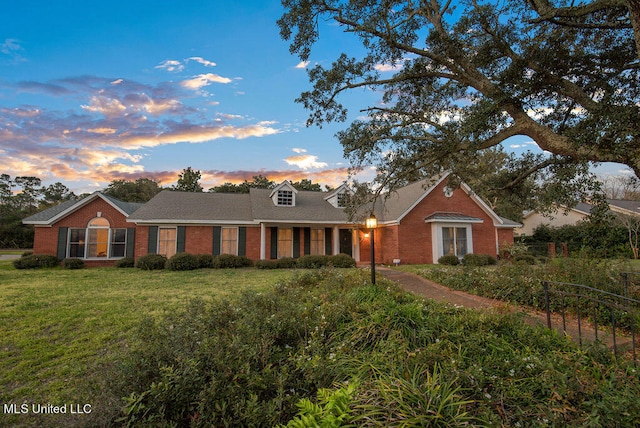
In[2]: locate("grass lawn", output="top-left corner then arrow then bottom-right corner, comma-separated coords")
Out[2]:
0,261 -> 294,410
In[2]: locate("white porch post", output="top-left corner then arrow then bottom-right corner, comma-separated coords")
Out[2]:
260,223 -> 266,260
333,226 -> 339,255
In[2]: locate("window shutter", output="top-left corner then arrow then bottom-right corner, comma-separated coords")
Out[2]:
325,228 -> 333,255
57,227 -> 68,260
148,226 -> 158,254
177,226 -> 186,253
238,227 -> 246,257
212,226 -> 221,255
304,228 -> 311,255
293,227 -> 300,258
270,227 -> 278,259
125,228 -> 135,257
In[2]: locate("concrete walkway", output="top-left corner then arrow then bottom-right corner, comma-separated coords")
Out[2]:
0,254 -> 20,260
377,266 -> 635,352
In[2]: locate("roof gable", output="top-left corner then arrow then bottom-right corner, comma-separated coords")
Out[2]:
22,192 -> 142,225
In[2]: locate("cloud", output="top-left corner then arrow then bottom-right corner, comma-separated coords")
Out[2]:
1,38 -> 26,63
155,59 -> 184,72
284,154 -> 329,170
292,147 -> 307,154
374,63 -> 402,72
188,56 -> 217,67
181,73 -> 233,90
295,61 -> 309,69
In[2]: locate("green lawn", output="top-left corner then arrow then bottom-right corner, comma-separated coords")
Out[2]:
0,262 -> 294,408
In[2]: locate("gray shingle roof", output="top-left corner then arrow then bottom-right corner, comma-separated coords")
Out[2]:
127,190 -> 255,223
424,212 -> 484,223
250,188 -> 350,223
22,192 -> 143,224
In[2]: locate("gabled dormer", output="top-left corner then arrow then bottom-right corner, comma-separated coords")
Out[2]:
270,180 -> 298,207
324,183 -> 353,208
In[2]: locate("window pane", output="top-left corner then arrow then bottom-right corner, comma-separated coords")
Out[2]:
310,229 -> 324,255
442,227 -> 455,256
158,228 -> 177,258
110,229 -> 127,258
87,229 -> 109,258
278,228 -> 293,258
221,227 -> 238,255
68,229 -> 86,258
456,227 -> 468,256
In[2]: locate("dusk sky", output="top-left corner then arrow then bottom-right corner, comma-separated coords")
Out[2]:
1,1 -> 630,193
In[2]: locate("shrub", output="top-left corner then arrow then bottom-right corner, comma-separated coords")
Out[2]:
438,255 -> 460,266
329,253 -> 356,268
255,259 -> 278,269
276,257 -> 298,269
166,253 -> 199,271
62,258 -> 85,269
114,257 -> 135,268
21,250 -> 33,257
513,254 -> 536,265
13,254 -> 59,269
297,254 -> 331,269
462,253 -> 497,267
196,254 -> 215,269
135,253 -> 167,270
213,254 -> 253,268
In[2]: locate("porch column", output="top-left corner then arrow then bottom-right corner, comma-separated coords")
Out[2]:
333,226 -> 339,255
260,223 -> 266,260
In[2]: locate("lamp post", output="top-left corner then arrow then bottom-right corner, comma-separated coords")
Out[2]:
365,214 -> 377,284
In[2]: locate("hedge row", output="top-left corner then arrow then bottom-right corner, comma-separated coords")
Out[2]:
255,254 -> 356,269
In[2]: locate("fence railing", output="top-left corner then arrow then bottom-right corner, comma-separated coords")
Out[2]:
542,279 -> 640,365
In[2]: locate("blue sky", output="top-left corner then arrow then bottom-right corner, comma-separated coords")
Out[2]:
0,1 -> 629,193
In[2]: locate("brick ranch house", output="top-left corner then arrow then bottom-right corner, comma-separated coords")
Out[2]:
23,174 -> 521,266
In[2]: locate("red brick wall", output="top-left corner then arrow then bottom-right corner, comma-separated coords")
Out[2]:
32,197 -> 131,257
184,226 -> 213,255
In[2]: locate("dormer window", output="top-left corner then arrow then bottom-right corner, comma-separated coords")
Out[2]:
277,190 -> 293,206
271,181 -> 298,207
337,192 -> 349,208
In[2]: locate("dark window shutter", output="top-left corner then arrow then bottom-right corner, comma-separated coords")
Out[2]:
304,228 -> 311,255
148,226 -> 158,254
293,227 -> 300,258
125,228 -> 135,257
270,227 -> 278,259
325,228 -> 333,255
238,227 -> 246,257
212,226 -> 221,256
57,227 -> 68,260
176,226 -> 186,253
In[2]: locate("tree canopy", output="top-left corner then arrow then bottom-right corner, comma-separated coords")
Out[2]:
174,167 -> 203,192
103,178 -> 162,202
279,0 -> 640,214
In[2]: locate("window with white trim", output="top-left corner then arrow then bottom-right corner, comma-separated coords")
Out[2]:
310,229 -> 325,255
278,228 -> 293,258
277,190 -> 293,206
158,227 -> 177,258
221,227 -> 238,255
67,217 -> 127,259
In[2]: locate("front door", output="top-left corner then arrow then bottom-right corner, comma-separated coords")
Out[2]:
339,229 -> 352,256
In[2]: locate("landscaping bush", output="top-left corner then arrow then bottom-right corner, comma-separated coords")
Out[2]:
114,257 -> 135,268
461,253 -> 497,266
254,259 -> 279,269
275,257 -> 298,269
135,253 -> 167,270
196,253 -> 214,269
213,253 -> 253,268
329,253 -> 356,268
166,252 -> 199,271
13,254 -> 59,269
514,254 -> 536,265
110,269 -> 640,427
21,250 -> 33,257
438,255 -> 460,265
62,258 -> 85,269
297,254 -> 331,268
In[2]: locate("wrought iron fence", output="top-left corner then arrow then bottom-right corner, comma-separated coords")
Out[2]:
542,278 -> 640,365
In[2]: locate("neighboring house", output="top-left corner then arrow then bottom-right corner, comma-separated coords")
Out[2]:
23,174 -> 521,265
516,200 -> 640,236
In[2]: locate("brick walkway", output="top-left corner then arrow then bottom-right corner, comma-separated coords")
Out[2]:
377,266 -> 634,351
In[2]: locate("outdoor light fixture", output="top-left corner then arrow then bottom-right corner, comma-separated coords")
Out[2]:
366,214 -> 377,284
